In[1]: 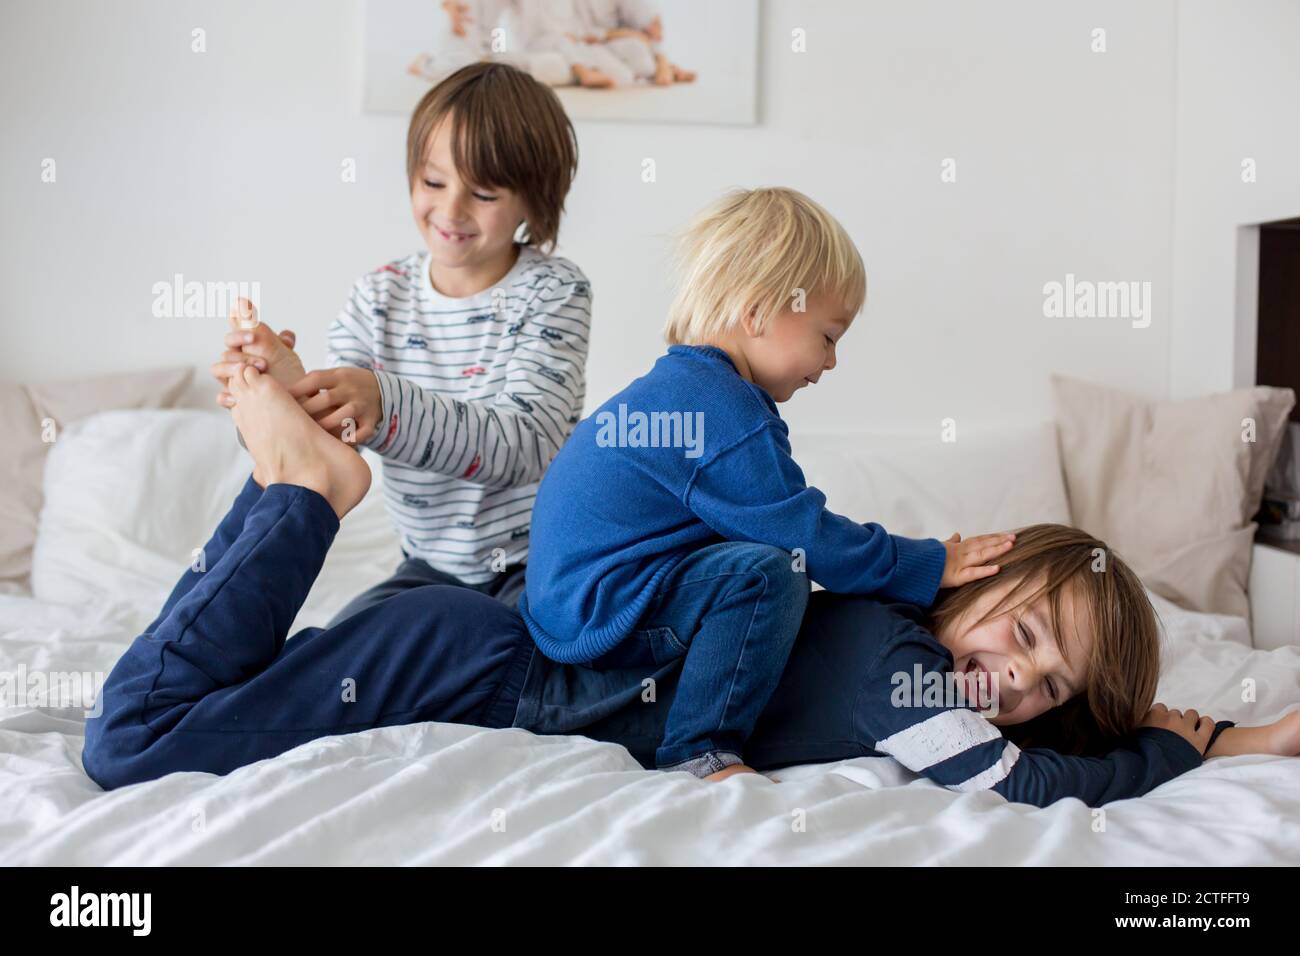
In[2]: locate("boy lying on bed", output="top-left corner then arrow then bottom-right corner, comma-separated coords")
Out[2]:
80,361 -> 1300,806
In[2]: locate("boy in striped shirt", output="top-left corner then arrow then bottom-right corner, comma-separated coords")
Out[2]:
212,63 -> 587,617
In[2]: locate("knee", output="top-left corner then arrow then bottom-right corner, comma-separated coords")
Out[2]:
82,716 -> 198,791
81,718 -> 137,791
81,687 -> 165,791
393,585 -> 530,652
626,45 -> 656,77
738,544 -> 811,611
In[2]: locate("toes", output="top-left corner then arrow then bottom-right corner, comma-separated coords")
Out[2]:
225,325 -> 282,358
229,298 -> 258,330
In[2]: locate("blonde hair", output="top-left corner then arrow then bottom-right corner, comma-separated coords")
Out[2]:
664,187 -> 867,345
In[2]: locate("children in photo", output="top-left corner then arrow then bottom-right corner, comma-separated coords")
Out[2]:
584,0 -> 697,86
408,0 -> 573,88
409,0 -> 696,89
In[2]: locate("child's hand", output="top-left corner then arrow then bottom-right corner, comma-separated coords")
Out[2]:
939,531 -> 1016,587
211,299 -> 305,405
1141,703 -> 1216,755
1270,710 -> 1300,756
288,368 -> 383,445
1203,710 -> 1300,758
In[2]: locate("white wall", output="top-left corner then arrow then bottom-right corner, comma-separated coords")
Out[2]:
0,0 -> 1255,434
1170,0 -> 1300,398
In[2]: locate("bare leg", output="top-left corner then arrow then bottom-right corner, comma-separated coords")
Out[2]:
573,64 -> 615,88
652,53 -> 673,85
651,53 -> 696,85
705,764 -> 759,782
227,365 -> 371,519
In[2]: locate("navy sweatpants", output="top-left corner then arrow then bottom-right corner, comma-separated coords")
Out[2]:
82,476 -> 533,790
325,556 -> 527,626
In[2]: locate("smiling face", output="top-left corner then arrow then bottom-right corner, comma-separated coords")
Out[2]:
932,574 -> 1093,726
411,115 -> 529,296
737,293 -> 855,402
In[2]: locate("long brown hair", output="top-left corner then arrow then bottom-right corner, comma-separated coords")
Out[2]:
406,62 -> 578,253
927,524 -> 1161,755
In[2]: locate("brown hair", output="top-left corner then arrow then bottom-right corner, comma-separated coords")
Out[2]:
405,62 -> 578,253
927,524 -> 1161,756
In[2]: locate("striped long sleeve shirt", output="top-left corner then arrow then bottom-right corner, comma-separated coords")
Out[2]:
328,245 -> 591,583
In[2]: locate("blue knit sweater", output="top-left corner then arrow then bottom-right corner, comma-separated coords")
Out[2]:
518,344 -> 948,663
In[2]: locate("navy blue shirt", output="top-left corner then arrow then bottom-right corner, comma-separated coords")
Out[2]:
513,596 -> 1234,808
848,601 -> 1232,806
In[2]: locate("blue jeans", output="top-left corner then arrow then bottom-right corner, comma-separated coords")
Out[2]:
513,589 -> 899,773
583,541 -> 810,776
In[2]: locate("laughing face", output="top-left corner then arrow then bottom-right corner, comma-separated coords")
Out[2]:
932,574 -> 1093,726
411,115 -> 529,296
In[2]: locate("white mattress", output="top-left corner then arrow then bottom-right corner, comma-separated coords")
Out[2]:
3,410 -> 1299,864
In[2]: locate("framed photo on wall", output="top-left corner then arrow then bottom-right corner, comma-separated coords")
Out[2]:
363,0 -> 760,125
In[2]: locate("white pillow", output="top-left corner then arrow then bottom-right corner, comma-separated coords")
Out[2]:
32,409 -> 402,632
788,423 -> 1072,540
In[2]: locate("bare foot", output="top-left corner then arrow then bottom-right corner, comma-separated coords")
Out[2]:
673,65 -> 696,83
704,764 -> 759,782
408,53 -> 432,78
652,54 -> 673,86
226,299 -> 305,389
573,64 -> 615,88
228,365 -> 371,519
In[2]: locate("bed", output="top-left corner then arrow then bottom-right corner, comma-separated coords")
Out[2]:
2,405 -> 1298,865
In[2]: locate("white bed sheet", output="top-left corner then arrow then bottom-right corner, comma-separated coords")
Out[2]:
3,582 -> 1299,865
2,411 -> 1298,865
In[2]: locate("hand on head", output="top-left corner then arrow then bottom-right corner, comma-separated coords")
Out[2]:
940,531 -> 1017,588
1140,703 -> 1216,755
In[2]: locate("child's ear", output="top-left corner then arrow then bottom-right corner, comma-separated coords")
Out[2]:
740,305 -> 761,337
